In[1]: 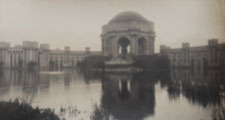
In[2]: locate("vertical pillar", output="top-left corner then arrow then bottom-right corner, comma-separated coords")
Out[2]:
25,49 -> 27,67
105,39 -> 109,56
112,37 -> 118,57
153,39 -> 155,54
0,50 -> 2,62
102,38 -> 107,56
135,39 -> 139,55
28,49 -> 30,64
101,39 -> 104,56
130,37 -> 136,56
15,53 -> 17,67
148,37 -> 151,55
108,38 -> 112,56
146,38 -> 150,55
131,36 -> 138,56
5,52 -> 9,68
12,53 -> 15,67
149,37 -> 155,54
58,56 -> 60,69
151,39 -> 153,54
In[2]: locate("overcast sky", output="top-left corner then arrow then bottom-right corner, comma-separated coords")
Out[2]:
0,0 -> 225,52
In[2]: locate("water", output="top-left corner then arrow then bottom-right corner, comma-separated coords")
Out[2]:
0,69 -> 224,120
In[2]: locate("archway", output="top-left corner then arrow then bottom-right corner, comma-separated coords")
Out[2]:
138,37 -> 148,55
118,37 -> 130,59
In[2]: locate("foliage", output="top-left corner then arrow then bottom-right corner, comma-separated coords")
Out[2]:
0,99 -> 59,120
132,54 -> 170,72
90,103 -> 107,120
59,105 -> 81,120
212,105 -> 225,120
77,55 -> 109,71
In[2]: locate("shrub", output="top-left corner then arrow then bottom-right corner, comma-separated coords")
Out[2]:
0,99 -> 60,120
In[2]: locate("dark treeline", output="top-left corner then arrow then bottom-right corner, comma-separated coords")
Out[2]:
77,55 -> 109,71
132,55 -> 170,72
77,55 -> 170,73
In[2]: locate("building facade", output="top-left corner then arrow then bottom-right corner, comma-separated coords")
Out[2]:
101,11 -> 155,59
160,39 -> 225,69
0,41 -> 101,69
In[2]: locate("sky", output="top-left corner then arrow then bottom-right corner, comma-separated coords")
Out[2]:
0,0 -> 225,52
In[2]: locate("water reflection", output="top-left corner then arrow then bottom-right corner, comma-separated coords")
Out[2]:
0,69 -> 224,120
98,69 -> 224,120
167,69 -> 224,107
101,73 -> 157,120
0,70 -> 50,99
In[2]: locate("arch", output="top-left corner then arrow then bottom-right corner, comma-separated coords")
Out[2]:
118,37 -> 131,59
138,37 -> 148,55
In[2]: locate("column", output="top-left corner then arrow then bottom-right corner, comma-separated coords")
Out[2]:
15,53 -> 18,67
149,37 -> 155,54
12,53 -> 15,67
101,39 -> 105,56
108,38 -> 112,56
130,36 -> 136,56
146,38 -> 150,55
102,38 -> 107,56
112,37 -> 118,57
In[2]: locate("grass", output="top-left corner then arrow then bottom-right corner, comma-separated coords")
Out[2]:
90,102 -> 108,120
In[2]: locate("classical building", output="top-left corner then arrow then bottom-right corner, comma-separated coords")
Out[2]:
0,41 -> 101,69
101,11 -> 155,59
160,39 -> 225,69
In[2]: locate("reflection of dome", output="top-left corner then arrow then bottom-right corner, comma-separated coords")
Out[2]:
109,11 -> 150,24
102,11 -> 154,35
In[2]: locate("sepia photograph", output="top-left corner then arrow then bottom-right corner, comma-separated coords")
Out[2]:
0,0 -> 225,120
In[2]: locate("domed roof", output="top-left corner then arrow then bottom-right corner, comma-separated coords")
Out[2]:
109,11 -> 150,24
102,11 -> 154,35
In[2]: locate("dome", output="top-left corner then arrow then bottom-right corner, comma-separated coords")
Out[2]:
109,11 -> 150,24
102,11 -> 154,35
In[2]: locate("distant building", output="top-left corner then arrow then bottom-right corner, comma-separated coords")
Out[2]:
160,39 -> 225,69
0,41 -> 101,69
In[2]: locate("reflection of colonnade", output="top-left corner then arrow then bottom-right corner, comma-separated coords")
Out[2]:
101,73 -> 156,120
0,70 -> 52,98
